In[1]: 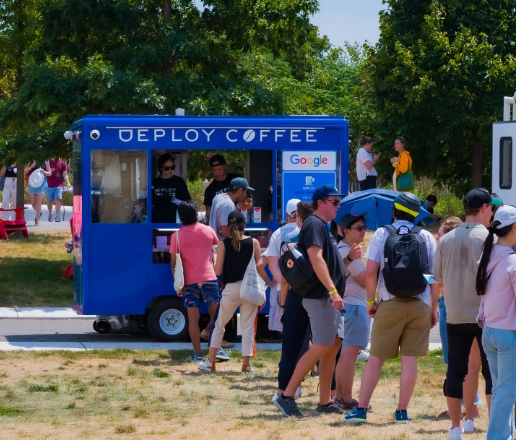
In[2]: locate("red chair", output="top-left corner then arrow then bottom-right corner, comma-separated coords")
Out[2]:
0,207 -> 29,240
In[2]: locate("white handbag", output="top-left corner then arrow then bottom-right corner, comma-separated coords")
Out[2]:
173,231 -> 185,294
240,248 -> 266,306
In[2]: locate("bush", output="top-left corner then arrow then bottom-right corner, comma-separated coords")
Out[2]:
413,177 -> 464,220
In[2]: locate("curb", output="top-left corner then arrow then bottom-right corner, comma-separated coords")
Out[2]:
0,307 -> 95,320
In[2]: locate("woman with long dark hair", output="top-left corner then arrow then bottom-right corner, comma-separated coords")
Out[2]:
390,136 -> 413,192
476,205 -> 516,440
199,211 -> 262,373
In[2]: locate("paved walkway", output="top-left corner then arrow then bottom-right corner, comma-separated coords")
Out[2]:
22,204 -> 72,232
0,307 -> 94,320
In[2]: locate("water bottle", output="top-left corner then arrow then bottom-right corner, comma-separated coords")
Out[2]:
291,246 -> 303,259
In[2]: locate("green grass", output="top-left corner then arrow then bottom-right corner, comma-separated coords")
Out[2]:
0,231 -> 73,307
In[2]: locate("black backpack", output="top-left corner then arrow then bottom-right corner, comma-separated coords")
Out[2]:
382,225 -> 429,297
278,239 -> 321,298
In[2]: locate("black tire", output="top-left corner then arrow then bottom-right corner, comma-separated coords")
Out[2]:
147,298 -> 189,342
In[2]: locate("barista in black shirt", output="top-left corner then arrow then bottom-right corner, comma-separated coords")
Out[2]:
203,154 -> 240,220
152,154 -> 191,223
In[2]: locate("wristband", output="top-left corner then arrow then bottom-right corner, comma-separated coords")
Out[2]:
347,255 -> 354,262
329,289 -> 337,296
367,300 -> 376,306
280,305 -> 285,308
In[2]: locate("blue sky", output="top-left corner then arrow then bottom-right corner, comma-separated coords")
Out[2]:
311,0 -> 385,47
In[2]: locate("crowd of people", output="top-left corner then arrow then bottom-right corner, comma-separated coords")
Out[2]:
169,165 -> 516,440
0,159 -> 71,224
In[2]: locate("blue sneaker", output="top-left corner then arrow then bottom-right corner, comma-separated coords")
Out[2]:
189,353 -> 203,362
216,349 -> 230,361
394,409 -> 411,424
344,407 -> 368,424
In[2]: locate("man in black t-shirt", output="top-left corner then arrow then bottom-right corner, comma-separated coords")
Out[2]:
203,154 -> 240,220
274,184 -> 346,418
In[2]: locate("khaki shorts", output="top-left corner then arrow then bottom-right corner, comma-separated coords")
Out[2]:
370,297 -> 431,359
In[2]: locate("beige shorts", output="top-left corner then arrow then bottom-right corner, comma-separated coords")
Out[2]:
370,297 -> 431,359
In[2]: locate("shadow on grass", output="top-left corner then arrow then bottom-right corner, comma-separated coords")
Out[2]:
5,232 -> 69,245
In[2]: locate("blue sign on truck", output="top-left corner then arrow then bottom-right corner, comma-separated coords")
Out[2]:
69,114 -> 348,341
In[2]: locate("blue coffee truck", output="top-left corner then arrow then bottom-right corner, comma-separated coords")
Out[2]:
69,114 -> 348,341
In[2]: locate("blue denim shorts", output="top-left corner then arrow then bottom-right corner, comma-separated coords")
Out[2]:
182,281 -> 220,308
47,186 -> 63,203
338,304 -> 371,350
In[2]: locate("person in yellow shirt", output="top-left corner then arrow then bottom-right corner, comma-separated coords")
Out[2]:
390,136 -> 413,192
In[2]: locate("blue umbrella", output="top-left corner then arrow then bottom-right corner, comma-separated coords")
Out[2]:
336,189 -> 431,231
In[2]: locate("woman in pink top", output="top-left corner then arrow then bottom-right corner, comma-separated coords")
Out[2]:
170,201 -> 220,362
476,205 -> 516,440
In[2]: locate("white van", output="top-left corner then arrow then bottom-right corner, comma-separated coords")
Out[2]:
492,97 -> 516,204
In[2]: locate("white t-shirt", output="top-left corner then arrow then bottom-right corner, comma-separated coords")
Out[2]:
209,193 -> 236,240
364,220 -> 436,306
337,242 -> 367,307
265,223 -> 300,259
356,147 -> 377,182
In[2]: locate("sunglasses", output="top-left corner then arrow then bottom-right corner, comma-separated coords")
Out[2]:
349,226 -> 367,232
162,166 -> 176,171
326,199 -> 340,207
396,136 -> 405,143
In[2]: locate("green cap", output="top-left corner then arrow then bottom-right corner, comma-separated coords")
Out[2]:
230,177 -> 254,191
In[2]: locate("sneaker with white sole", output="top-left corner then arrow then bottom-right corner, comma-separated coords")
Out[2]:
48,214 -> 53,222
198,359 -> 216,372
221,339 -> 235,349
55,216 -> 61,222
295,387 -> 302,398
273,394 -> 304,418
216,349 -> 230,361
357,350 -> 370,362
189,353 -> 203,362
463,419 -> 474,432
447,427 -> 464,440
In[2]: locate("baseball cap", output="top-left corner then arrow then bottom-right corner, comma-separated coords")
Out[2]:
228,211 -> 246,224
340,212 -> 367,230
494,205 -> 516,228
312,184 -> 345,202
210,154 -> 226,167
286,199 -> 301,216
230,177 -> 254,191
463,188 -> 494,209
393,192 -> 421,217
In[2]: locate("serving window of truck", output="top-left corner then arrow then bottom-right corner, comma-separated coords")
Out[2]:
71,115 -> 349,341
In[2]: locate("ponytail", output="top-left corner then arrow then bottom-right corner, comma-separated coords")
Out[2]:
229,218 -> 246,251
476,221 -> 513,295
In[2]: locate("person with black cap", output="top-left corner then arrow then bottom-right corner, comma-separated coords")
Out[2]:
209,177 -> 254,240
198,210 -> 262,373
334,212 -> 370,411
274,184 -> 346,418
433,188 -> 495,440
203,154 -> 240,221
346,192 -> 438,425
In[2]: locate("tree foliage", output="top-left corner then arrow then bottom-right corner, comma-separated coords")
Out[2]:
0,0 -> 371,169
365,0 -> 516,192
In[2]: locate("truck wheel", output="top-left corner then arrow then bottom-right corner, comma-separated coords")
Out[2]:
147,298 -> 189,342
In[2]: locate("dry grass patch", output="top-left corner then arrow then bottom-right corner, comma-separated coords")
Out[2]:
0,349 -> 488,439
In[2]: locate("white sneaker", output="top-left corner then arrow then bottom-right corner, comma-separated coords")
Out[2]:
295,387 -> 302,398
198,360 -> 215,372
463,419 -> 474,432
357,350 -> 370,362
272,392 -> 279,403
447,427 -> 464,440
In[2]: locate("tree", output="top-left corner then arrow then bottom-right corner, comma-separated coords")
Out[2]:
364,0 -> 516,192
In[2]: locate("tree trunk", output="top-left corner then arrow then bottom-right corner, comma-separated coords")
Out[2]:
15,0 -> 26,215
162,0 -> 172,77
471,127 -> 483,189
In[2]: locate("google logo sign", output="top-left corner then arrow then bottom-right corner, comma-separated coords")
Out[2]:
290,154 -> 328,167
